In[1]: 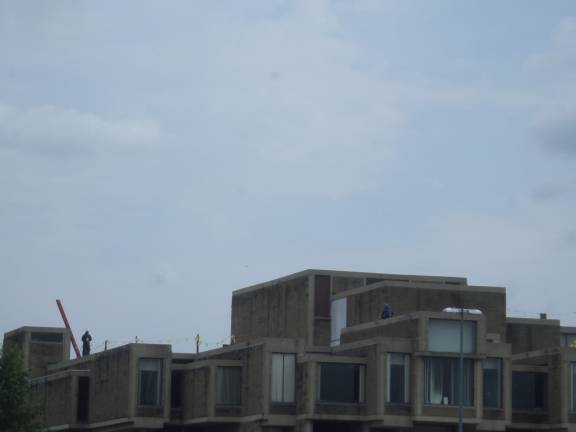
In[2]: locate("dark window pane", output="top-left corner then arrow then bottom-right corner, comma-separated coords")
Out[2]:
216,367 -> 241,405
171,371 -> 183,409
389,364 -> 405,403
512,371 -> 547,410
140,371 -> 159,405
483,358 -> 501,408
319,363 -> 365,403
31,332 -> 63,343
314,275 -> 331,318
572,364 -> 576,412
76,377 -> 89,422
139,359 -> 161,406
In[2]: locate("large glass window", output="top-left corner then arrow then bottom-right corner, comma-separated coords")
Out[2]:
424,357 -> 474,406
428,319 -> 476,353
271,353 -> 296,403
319,363 -> 365,403
216,366 -> 241,405
512,371 -> 547,410
139,358 -> 162,406
483,358 -> 502,408
387,353 -> 410,404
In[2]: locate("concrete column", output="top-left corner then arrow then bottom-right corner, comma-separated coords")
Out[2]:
262,350 -> 271,416
475,359 -> 483,420
296,420 -> 313,432
306,362 -> 316,415
503,358 -> 511,423
307,274 -> 315,347
413,357 -> 423,417
377,349 -> 385,416
208,365 -> 216,417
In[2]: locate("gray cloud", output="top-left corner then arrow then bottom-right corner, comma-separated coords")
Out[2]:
0,103 -> 162,155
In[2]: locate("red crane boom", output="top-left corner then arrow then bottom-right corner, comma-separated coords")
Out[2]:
56,299 -> 81,359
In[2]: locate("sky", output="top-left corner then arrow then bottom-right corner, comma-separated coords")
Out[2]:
1,0 -> 576,353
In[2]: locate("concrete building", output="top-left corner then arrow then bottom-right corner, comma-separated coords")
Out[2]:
3,269 -> 576,432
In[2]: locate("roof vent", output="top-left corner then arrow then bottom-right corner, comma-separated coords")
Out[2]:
540,313 -> 547,320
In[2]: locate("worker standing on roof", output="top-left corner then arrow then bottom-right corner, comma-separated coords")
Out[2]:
82,331 -> 92,356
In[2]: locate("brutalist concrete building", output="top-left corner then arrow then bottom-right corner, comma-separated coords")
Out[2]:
4,269 -> 576,432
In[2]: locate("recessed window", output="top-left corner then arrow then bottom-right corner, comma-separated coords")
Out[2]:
319,363 -> 365,403
512,371 -> 547,410
216,366 -> 241,405
387,353 -> 410,404
483,358 -> 502,408
428,319 -> 476,353
424,357 -> 474,406
271,353 -> 295,403
139,359 -> 162,406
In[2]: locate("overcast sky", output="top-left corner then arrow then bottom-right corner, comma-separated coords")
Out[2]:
1,0 -> 576,353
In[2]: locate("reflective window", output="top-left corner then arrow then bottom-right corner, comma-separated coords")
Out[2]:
428,319 -> 476,353
483,358 -> 502,408
424,357 -> 474,406
271,353 -> 295,403
330,298 -> 347,347
387,353 -> 410,404
319,363 -> 365,403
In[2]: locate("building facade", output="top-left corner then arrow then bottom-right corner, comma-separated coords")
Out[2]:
4,269 -> 576,432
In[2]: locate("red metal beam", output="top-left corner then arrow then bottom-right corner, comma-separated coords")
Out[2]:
56,299 -> 81,359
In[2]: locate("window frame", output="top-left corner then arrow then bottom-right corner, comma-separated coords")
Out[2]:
387,353 -> 410,404
271,353 -> 296,403
138,358 -> 163,407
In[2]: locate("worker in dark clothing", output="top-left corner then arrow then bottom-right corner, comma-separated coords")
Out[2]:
81,331 -> 92,357
381,303 -> 394,319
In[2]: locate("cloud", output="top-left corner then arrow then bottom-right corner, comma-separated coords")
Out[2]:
0,103 -> 162,155
536,111 -> 576,157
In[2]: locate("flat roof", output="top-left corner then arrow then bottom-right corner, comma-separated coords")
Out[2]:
233,268 -> 470,296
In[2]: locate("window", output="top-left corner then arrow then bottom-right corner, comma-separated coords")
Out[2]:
319,363 -> 365,403
512,371 -> 547,410
424,357 -> 474,406
271,353 -> 295,403
571,364 -> 576,413
562,334 -> 576,348
483,358 -> 502,408
330,298 -> 347,347
76,377 -> 89,422
428,319 -> 476,353
216,366 -> 241,405
387,353 -> 410,404
139,359 -> 162,406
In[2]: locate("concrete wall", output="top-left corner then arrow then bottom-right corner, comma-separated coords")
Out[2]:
507,318 -> 561,354
31,374 -> 74,427
232,276 -> 310,343
344,283 -> 506,339
89,346 -> 132,423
